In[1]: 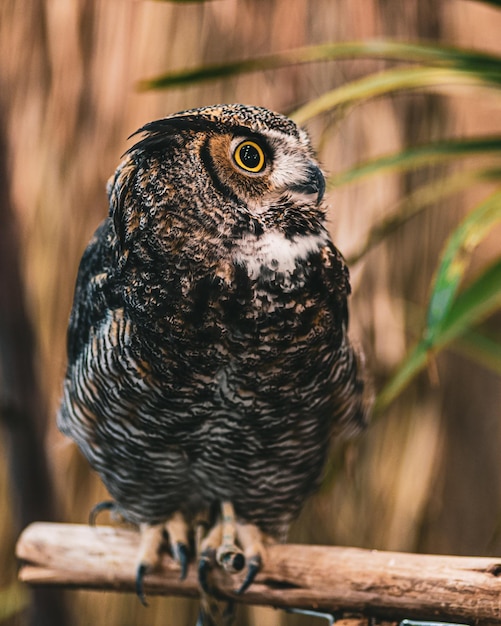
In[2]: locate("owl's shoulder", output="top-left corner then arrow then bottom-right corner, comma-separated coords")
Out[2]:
320,239 -> 351,292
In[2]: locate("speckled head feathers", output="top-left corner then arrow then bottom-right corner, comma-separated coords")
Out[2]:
132,104 -> 302,141
126,104 -> 312,161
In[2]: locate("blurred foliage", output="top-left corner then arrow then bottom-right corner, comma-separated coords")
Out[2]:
345,166 -> 501,263
378,246 -> 501,411
0,584 -> 29,623
372,185 -> 501,410
139,39 -> 501,91
328,138 -> 501,187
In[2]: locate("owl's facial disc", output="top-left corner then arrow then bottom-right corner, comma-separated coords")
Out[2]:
206,132 -> 325,215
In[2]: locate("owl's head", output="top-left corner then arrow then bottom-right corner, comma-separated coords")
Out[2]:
107,105 -> 327,260
124,104 -> 324,213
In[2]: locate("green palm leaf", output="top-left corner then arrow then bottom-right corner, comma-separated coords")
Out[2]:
291,66 -> 501,125
138,39 -> 501,91
376,256 -> 501,412
453,329 -> 501,375
346,167 -> 501,265
329,137 -> 501,189
425,190 -> 501,346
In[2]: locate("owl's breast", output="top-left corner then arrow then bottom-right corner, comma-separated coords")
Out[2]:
158,227 -> 345,352
231,228 -> 330,287
122,224 -> 347,388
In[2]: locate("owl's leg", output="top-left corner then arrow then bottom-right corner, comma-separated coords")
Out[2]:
135,512 -> 189,605
197,501 -> 245,592
136,522 -> 165,606
234,522 -> 273,594
216,501 -> 245,574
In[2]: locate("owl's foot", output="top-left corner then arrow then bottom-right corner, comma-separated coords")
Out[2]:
198,501 -> 246,593
197,501 -> 269,595
136,512 -> 189,606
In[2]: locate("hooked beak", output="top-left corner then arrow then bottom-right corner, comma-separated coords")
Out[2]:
290,163 -> 326,205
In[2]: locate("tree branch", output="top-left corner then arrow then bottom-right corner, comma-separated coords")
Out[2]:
16,522 -> 501,624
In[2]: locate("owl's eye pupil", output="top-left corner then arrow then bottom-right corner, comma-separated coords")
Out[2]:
233,140 -> 266,173
240,144 -> 259,167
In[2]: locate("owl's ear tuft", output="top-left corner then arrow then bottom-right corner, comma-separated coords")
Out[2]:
126,117 -> 212,156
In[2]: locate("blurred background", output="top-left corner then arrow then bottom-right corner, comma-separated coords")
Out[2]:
1,1 -> 501,624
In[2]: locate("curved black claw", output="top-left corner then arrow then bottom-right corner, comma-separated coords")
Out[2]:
135,563 -> 149,607
89,500 -> 116,526
198,547 -> 216,594
175,542 -> 189,580
236,554 -> 261,595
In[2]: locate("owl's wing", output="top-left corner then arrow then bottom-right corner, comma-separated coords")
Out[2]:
66,218 -> 117,367
321,241 -> 351,330
320,240 -> 371,436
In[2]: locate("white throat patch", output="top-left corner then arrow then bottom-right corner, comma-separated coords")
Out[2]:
233,230 -> 328,280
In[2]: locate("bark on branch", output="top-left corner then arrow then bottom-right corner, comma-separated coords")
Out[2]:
16,522 -> 501,624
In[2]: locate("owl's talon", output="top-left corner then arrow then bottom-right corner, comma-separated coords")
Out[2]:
135,522 -> 164,605
135,563 -> 149,607
164,512 -> 190,579
88,500 -> 116,526
236,554 -> 261,594
174,542 -> 189,580
198,547 -> 216,593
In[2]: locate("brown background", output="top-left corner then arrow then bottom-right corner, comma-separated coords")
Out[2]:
1,1 -> 501,624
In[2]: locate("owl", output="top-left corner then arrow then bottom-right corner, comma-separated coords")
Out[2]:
58,104 -> 370,604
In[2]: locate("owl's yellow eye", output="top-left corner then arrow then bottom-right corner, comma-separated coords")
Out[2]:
233,140 -> 266,173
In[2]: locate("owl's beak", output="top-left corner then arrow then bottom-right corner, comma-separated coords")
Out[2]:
291,163 -> 326,205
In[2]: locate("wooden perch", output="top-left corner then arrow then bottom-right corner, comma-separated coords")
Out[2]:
16,522 -> 501,624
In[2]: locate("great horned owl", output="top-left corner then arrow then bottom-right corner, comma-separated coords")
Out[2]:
58,104 -> 369,603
